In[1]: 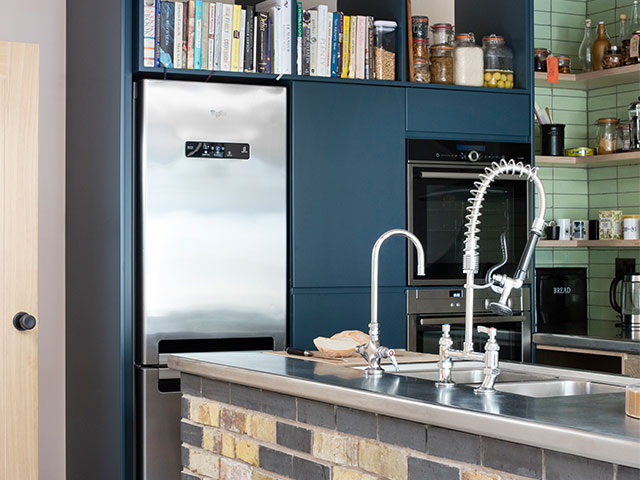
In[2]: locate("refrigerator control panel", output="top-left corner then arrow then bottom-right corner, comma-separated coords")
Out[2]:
185,141 -> 250,159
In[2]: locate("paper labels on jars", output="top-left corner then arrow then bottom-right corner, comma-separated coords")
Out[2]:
631,36 -> 640,58
546,56 -> 559,83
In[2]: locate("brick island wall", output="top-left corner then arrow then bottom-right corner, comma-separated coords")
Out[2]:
179,373 -> 639,480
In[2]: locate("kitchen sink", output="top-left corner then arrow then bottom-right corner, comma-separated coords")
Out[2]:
494,380 -> 625,398
393,368 -> 552,384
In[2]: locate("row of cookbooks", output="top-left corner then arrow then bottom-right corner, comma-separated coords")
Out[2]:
143,1 -> 377,79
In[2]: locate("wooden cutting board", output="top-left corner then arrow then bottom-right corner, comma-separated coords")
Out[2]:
269,350 -> 439,366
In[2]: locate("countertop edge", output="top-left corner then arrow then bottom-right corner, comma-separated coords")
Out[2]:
168,354 -> 640,469
533,333 -> 640,355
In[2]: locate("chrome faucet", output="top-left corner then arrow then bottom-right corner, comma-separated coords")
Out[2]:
357,229 -> 426,375
437,159 -> 547,393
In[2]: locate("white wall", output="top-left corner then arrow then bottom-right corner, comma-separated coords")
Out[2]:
1,2 -> 66,479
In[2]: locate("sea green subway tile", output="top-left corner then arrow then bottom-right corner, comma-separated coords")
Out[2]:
588,108 -> 617,123
552,12 -> 589,28
550,25 -> 585,42
553,193 -> 588,207
588,291 -> 610,306
616,81 -> 640,93
552,248 -> 589,264
589,262 -> 615,277
553,207 -> 589,218
588,93 -> 617,111
615,0 -> 636,9
590,9 -> 616,24
550,39 -> 581,57
535,249 -> 554,265
553,110 -> 588,125
590,277 -> 612,291
589,166 -> 618,180
589,178 -> 618,194
618,191 -> 640,207
553,88 -> 587,98
616,89 -> 640,107
618,164 -> 640,178
564,125 -> 588,139
535,93 -> 553,105
615,106 -> 628,120
552,0 -> 587,14
535,25 -> 552,39
589,319 -> 618,336
553,179 -> 588,194
587,0 -> 612,14
589,248 -> 620,263
553,166 -> 588,180
618,177 -> 640,193
552,95 -> 587,111
589,305 -> 618,320
535,10 -> 552,25
535,194 -> 553,209
535,0 -> 552,11
588,208 -> 601,220
589,193 -> 618,208
587,86 -> 617,98
535,86 -> 553,96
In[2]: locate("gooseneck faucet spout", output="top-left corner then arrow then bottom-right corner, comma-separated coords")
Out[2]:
357,229 -> 426,375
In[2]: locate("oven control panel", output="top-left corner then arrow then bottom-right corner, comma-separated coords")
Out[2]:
407,139 -> 530,165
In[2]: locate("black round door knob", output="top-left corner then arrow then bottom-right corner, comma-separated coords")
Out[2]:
13,312 -> 36,331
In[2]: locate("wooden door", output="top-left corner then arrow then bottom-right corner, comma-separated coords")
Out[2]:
0,41 -> 39,480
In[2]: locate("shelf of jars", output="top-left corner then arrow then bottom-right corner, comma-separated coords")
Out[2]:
534,63 -> 640,90
535,151 -> 640,167
538,239 -> 640,248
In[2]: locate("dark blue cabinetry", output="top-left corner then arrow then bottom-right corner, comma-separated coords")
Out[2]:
290,82 -> 407,289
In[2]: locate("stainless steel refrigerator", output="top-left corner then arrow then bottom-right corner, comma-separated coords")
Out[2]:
135,79 -> 287,480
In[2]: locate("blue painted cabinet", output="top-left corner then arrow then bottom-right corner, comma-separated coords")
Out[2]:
291,289 -> 407,350
290,82 -> 407,289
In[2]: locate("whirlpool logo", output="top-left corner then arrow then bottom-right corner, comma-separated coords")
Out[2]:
553,287 -> 572,294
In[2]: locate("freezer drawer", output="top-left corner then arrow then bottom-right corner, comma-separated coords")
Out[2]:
136,367 -> 181,480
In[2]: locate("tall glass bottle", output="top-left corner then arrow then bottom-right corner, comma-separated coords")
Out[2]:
619,14 -> 631,64
593,21 -> 611,71
578,18 -> 594,72
631,0 -> 640,32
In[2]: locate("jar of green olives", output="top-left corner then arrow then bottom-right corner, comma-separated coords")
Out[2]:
482,35 -> 514,88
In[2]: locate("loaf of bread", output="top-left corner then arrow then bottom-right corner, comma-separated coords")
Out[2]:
313,330 -> 370,358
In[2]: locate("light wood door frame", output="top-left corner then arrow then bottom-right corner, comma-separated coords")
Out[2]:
0,41 -> 39,480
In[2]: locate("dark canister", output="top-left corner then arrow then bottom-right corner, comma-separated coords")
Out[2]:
540,124 -> 565,156
589,219 -> 599,240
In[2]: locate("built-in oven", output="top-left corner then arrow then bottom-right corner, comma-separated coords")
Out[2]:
408,288 -> 531,361
408,139 -> 532,286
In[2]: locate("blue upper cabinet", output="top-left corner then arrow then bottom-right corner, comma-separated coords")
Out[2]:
291,82 -> 407,289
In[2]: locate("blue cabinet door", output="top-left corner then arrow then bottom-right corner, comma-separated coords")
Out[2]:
291,82 -> 407,289
291,289 -> 407,350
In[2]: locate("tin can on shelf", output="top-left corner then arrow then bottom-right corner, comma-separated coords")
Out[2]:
599,210 -> 623,240
623,215 -> 640,240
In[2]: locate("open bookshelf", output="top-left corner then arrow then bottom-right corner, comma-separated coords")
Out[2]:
534,64 -> 640,90
535,151 -> 640,168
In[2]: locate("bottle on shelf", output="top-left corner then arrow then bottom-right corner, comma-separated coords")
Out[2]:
578,18 -> 594,72
631,0 -> 640,32
592,21 -> 612,71
619,14 -> 632,65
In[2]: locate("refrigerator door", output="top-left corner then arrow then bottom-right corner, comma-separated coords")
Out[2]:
138,80 -> 287,365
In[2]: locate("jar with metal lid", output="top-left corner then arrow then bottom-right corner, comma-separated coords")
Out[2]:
557,55 -> 571,73
483,35 -> 514,88
412,16 -> 429,40
453,33 -> 483,86
596,118 -> 620,154
534,48 -> 549,72
373,20 -> 397,80
431,23 -> 454,46
413,38 -> 429,60
629,96 -> 640,151
617,123 -> 631,152
602,46 -> 623,68
631,31 -> 640,64
429,44 -> 454,84
413,59 -> 430,83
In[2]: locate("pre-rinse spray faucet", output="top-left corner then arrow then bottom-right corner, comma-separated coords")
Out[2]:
357,229 -> 426,375
437,159 -> 547,393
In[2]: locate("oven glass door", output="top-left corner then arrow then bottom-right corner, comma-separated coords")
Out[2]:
415,316 -> 524,361
410,167 -> 529,285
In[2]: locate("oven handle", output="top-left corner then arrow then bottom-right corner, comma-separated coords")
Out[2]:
417,315 -> 525,327
420,171 -> 512,179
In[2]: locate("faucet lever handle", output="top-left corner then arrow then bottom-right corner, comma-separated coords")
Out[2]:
442,323 -> 451,336
388,349 -> 400,372
477,325 -> 497,341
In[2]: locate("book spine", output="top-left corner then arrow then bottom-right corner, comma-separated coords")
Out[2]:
244,5 -> 255,72
143,0 -> 156,67
214,2 -> 223,70
366,16 -> 373,80
356,16 -> 365,79
174,2 -> 184,69
220,3 -> 233,70
238,9 -> 246,72
271,7 -> 280,74
309,9 -> 318,76
341,15 -> 349,78
158,1 -> 175,68
155,0 -> 161,66
268,17 -> 272,72
296,2 -> 302,75
336,12 -> 343,78
208,3 -> 215,69
231,4 -> 242,71
301,10 -> 311,75
252,15 -> 258,72
283,1 -> 291,74
201,2 -> 209,69
181,3 -> 189,67
187,0 -> 195,68
194,0 -> 202,69
325,12 -> 332,77
330,12 -> 339,77
257,12 -> 269,73
348,15 -> 356,78
316,6 -> 327,76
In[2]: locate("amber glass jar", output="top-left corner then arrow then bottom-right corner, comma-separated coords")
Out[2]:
592,21 -> 611,71
557,55 -> 571,73
534,48 -> 549,72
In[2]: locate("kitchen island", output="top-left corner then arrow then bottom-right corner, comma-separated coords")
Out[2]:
169,351 -> 640,480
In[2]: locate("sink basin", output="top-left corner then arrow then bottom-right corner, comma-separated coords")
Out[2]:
494,380 -> 625,398
393,368 -> 552,384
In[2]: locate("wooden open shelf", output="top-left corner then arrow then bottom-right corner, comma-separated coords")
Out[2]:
534,64 -> 640,90
538,239 -> 640,247
535,151 -> 640,167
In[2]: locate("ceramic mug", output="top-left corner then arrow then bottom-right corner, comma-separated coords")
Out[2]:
572,220 -> 588,240
557,218 -> 571,240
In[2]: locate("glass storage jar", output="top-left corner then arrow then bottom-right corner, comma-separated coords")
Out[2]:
602,46 -> 623,69
616,122 -> 631,152
373,21 -> 397,81
534,48 -> 549,72
412,16 -> 429,40
557,55 -> 571,73
431,23 -> 454,46
413,59 -> 430,83
596,118 -> 620,154
429,44 -> 454,84
413,38 -> 429,60
629,31 -> 640,64
454,33 -> 484,86
483,35 -> 514,88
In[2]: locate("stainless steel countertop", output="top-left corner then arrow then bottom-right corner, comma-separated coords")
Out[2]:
169,352 -> 640,468
533,332 -> 640,355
